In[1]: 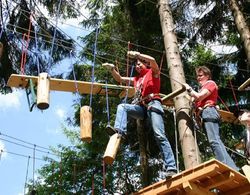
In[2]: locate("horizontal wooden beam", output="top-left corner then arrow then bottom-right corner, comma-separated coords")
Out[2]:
238,78 -> 250,91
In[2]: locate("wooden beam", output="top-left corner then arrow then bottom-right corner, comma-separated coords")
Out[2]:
7,74 -> 135,98
238,78 -> 250,91
182,181 -> 214,195
200,170 -> 235,189
161,85 -> 186,102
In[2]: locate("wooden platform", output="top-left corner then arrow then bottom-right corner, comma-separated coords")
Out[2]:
7,74 -> 135,98
134,159 -> 250,195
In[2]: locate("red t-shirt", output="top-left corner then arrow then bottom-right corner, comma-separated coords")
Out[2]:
134,69 -> 161,101
195,80 -> 218,108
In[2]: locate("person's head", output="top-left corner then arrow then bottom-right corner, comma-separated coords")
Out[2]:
195,66 -> 212,85
135,59 -> 150,74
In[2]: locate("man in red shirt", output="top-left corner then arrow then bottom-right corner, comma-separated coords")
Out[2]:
184,66 -> 238,171
103,51 -> 177,179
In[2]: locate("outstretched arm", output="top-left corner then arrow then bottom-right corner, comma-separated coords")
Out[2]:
127,51 -> 160,76
183,83 -> 211,101
102,63 -> 133,85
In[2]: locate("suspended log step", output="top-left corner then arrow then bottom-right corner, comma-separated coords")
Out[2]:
134,159 -> 250,195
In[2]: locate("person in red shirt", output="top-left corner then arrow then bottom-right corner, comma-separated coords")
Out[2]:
184,66 -> 238,171
102,51 -> 177,179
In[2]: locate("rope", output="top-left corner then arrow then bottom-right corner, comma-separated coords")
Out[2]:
172,108 -> 179,172
102,160 -> 106,189
159,51 -> 165,72
70,50 -> 81,108
23,156 -> 31,195
229,79 -> 240,111
0,9 -> 9,39
89,24 -> 100,108
92,174 -> 95,195
218,95 -> 230,112
32,145 -> 36,191
48,0 -> 63,73
32,13 -> 41,75
126,41 -> 131,77
20,14 -> 32,74
105,79 -> 111,125
117,64 -> 135,130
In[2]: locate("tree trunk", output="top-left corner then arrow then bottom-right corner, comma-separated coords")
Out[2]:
230,0 -> 250,69
136,119 -> 150,186
158,0 -> 201,169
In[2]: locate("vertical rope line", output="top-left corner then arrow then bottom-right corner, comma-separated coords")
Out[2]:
126,41 -> 131,77
117,65 -> 135,130
33,16 -> 40,74
0,8 -> 9,39
102,160 -> 106,189
20,14 -> 32,75
105,79 -> 110,125
24,156 -> 31,195
48,0 -> 63,72
89,25 -> 99,108
92,174 -> 95,195
32,145 -> 36,190
159,52 -> 164,72
218,95 -> 230,112
172,108 -> 179,172
229,79 -> 240,111
71,50 -> 81,108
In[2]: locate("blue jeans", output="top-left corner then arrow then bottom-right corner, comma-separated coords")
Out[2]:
114,100 -> 177,171
202,107 -> 238,171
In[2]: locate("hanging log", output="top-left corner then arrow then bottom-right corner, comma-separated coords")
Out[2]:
37,72 -> 50,110
80,106 -> 92,142
103,133 -> 121,164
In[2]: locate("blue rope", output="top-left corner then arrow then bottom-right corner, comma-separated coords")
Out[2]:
70,50 -> 82,108
89,25 -> 100,108
105,79 -> 110,125
0,10 -> 10,39
48,0 -> 63,73
117,65 -> 135,131
33,22 -> 40,74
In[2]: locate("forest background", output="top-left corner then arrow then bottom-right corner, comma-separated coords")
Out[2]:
0,0 -> 249,194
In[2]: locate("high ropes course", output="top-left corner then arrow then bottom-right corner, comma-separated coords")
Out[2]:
3,0 -> 250,193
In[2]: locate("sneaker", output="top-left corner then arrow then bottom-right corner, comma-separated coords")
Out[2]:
165,170 -> 177,180
105,124 -> 118,136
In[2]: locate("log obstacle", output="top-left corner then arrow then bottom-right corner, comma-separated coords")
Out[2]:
37,72 -> 50,109
80,106 -> 92,142
103,133 -> 122,165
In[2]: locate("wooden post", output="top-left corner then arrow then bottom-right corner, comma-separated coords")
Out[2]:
103,133 -> 121,164
37,72 -> 50,110
80,106 -> 92,142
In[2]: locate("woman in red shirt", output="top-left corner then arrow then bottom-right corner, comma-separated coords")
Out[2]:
185,66 -> 238,171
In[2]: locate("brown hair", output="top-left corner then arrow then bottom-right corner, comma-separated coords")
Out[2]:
195,66 -> 212,79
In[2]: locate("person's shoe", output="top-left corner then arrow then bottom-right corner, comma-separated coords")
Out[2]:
165,170 -> 177,180
105,124 -> 118,136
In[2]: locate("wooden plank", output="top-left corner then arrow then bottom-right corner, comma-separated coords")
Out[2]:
7,74 -> 135,98
238,78 -> 250,91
